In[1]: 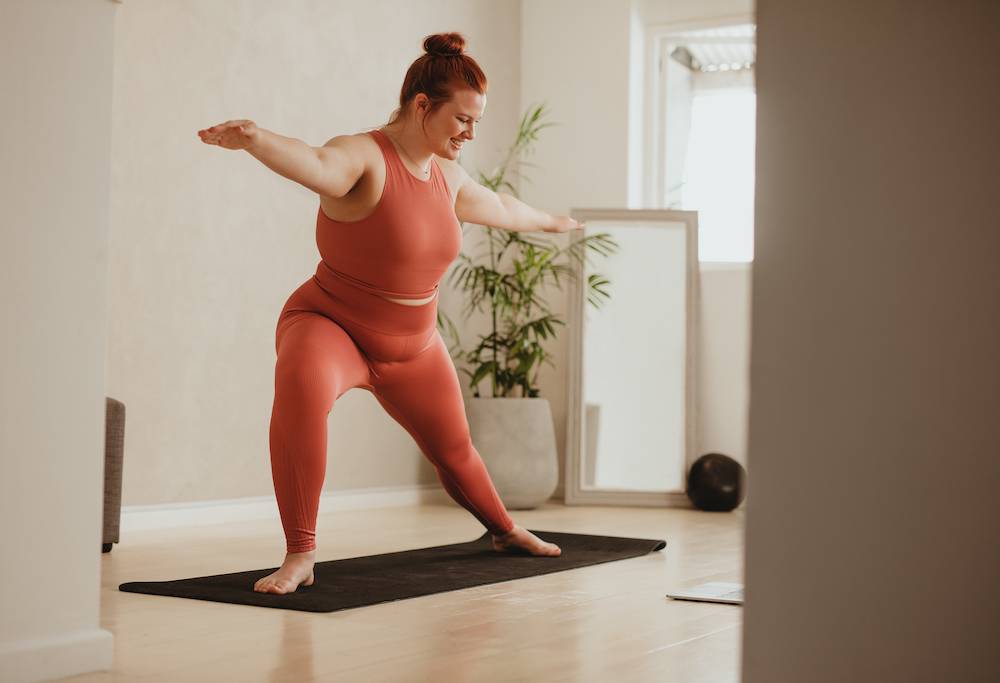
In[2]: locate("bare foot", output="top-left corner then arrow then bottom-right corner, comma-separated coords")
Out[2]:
253,549 -> 316,594
492,525 -> 561,557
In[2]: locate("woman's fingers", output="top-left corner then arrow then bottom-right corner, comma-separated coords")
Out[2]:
197,120 -> 256,150
199,120 -> 244,136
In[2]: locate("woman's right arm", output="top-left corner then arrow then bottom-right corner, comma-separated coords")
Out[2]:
197,119 -> 365,198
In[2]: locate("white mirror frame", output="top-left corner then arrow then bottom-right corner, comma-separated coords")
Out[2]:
564,209 -> 700,507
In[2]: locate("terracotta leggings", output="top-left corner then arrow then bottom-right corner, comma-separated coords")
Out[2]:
268,263 -> 515,553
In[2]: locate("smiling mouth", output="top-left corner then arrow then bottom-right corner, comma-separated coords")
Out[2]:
450,139 -> 464,150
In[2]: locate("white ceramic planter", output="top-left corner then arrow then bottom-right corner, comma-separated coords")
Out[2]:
464,396 -> 558,509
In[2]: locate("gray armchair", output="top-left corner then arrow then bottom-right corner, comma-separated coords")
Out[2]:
102,397 -> 125,553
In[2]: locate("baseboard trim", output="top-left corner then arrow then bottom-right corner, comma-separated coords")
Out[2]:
120,484 -> 452,532
0,628 -> 113,683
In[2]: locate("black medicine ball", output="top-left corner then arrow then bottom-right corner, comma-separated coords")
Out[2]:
686,453 -> 747,512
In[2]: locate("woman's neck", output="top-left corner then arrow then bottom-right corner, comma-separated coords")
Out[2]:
382,123 -> 434,170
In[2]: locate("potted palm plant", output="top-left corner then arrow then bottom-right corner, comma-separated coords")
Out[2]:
437,102 -> 619,508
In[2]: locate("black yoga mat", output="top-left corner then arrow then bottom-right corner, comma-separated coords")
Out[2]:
118,529 -> 667,613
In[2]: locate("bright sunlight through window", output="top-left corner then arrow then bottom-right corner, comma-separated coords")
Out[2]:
682,89 -> 756,262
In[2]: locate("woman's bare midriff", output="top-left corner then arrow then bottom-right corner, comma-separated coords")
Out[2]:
382,292 -> 438,306
319,131 -> 459,308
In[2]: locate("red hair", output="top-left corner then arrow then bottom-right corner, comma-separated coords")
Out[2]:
386,33 -> 488,131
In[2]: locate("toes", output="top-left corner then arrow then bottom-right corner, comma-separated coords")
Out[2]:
255,577 -> 281,593
275,579 -> 302,594
253,573 -> 313,594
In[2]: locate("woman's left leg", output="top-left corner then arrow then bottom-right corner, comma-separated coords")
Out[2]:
369,331 -> 516,536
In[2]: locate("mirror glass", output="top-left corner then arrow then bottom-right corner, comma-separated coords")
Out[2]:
579,218 -> 693,493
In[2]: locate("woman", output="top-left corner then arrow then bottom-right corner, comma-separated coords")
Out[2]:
198,32 -> 581,595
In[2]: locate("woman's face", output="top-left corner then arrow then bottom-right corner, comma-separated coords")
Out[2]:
418,89 -> 485,159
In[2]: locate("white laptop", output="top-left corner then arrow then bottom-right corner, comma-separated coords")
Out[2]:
666,581 -> 744,605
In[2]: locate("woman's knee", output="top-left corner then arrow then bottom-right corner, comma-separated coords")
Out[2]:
431,435 -> 479,469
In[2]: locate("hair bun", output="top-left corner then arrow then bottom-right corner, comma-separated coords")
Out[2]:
423,32 -> 466,57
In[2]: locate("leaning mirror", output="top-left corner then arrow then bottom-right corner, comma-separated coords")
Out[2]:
565,209 -> 699,506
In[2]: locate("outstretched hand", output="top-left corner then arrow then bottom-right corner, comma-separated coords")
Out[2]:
197,119 -> 259,150
542,216 -> 586,233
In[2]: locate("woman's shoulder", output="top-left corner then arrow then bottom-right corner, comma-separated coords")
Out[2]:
325,130 -> 386,170
320,130 -> 381,161
313,132 -> 382,200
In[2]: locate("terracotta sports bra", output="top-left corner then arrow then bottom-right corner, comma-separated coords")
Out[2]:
313,128 -> 462,300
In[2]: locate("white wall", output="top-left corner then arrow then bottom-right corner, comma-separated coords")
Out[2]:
627,4 -> 647,209
698,262 -> 752,463
0,2 -> 116,682
743,1 -> 1000,680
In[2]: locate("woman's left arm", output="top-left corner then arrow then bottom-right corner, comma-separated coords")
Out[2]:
453,162 -> 584,234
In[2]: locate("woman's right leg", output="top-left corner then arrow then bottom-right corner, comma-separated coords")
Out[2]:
268,310 -> 371,554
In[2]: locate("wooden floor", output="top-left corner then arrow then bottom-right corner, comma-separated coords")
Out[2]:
59,502 -> 744,683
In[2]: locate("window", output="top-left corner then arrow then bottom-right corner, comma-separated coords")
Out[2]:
655,21 -> 756,262
681,89 -> 756,262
